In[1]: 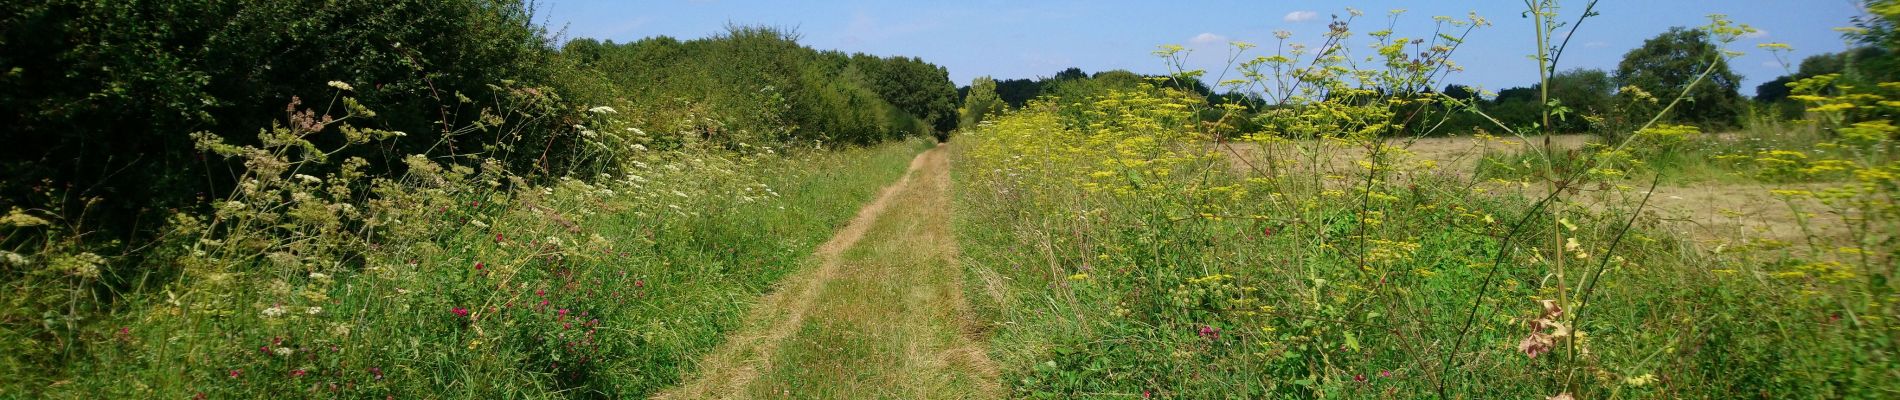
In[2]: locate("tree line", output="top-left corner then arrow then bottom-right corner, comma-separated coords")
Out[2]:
963,23 -> 1898,137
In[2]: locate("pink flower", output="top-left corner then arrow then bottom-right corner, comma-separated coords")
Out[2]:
290,369 -> 307,378
1354,374 -> 1367,383
1380,370 -> 1392,378
451,307 -> 470,318
1197,325 -> 1220,340
475,262 -> 484,271
229,369 -> 242,379
495,233 -> 506,243
634,279 -> 645,288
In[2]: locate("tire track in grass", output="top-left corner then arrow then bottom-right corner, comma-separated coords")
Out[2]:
659,145 -> 996,399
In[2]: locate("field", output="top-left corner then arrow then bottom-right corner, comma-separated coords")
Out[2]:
2,1 -> 1897,399
1223,134 -> 1841,246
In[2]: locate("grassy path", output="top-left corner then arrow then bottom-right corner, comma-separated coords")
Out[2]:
659,145 -> 998,399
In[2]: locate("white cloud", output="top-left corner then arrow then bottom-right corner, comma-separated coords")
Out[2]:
1189,33 -> 1228,45
1284,11 -> 1319,23
1742,29 -> 1769,39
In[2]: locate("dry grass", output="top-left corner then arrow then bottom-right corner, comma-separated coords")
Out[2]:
1218,134 -> 1846,246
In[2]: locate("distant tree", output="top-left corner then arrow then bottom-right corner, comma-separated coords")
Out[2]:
1545,68 -> 1616,132
1488,87 -> 1543,130
1442,84 -> 1479,102
1054,67 -> 1088,81
1493,87 -> 1540,105
1090,70 -> 1145,88
1755,76 -> 1797,103
994,78 -> 1043,108
1614,27 -> 1746,128
850,55 -> 959,134
959,76 -> 1006,129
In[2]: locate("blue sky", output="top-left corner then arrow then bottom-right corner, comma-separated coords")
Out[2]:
535,0 -> 1869,95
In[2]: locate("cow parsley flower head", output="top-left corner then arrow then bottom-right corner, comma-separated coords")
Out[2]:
327,81 -> 354,91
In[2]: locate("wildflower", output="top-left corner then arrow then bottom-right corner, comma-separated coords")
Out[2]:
0,251 -> 26,267
2,208 -> 50,227
273,347 -> 293,357
1198,325 -> 1220,340
1354,374 -> 1367,383
262,305 -> 287,318
306,306 -> 323,315
229,369 -> 242,379
495,233 -> 506,243
369,367 -> 384,380
292,174 -> 322,184
1380,370 -> 1392,378
327,81 -> 354,91
474,262 -> 485,272
470,220 -> 489,229
290,369 -> 307,378
586,106 -> 618,114
56,252 -> 106,279
1625,373 -> 1657,387
451,307 -> 470,318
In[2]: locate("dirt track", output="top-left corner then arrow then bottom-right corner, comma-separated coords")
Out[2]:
658,145 -> 997,399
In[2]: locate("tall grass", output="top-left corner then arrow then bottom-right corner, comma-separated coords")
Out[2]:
953,6 -> 1895,398
0,84 -> 931,397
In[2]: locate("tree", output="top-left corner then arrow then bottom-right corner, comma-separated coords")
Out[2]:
1442,84 -> 1479,102
1053,67 -> 1088,81
1614,27 -> 1746,128
959,76 -> 1006,129
994,78 -> 1043,108
1544,68 -> 1616,132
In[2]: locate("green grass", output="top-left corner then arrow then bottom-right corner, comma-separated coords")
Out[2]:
18,139 -> 930,399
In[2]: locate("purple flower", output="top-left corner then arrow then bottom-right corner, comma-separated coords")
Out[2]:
1197,325 -> 1221,340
